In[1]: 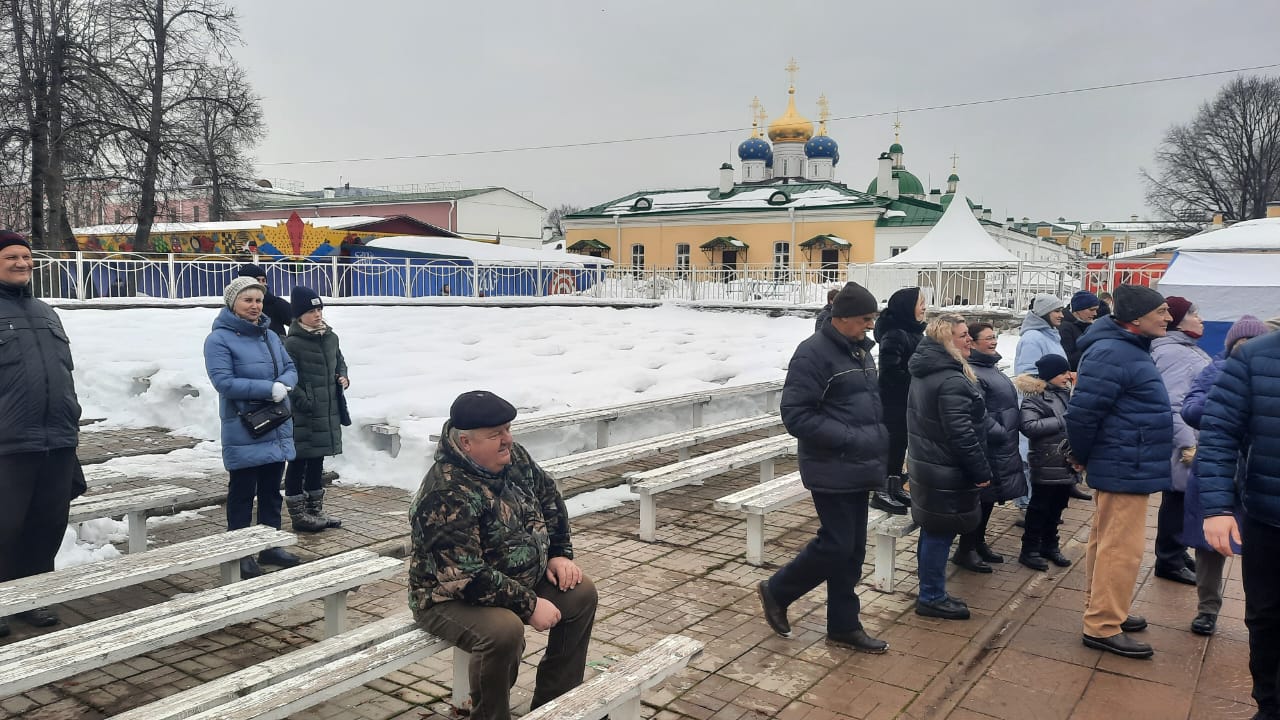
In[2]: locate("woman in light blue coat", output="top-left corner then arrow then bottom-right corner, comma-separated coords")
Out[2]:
204,276 -> 301,578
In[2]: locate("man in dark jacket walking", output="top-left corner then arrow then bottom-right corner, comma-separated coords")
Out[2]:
813,287 -> 839,331
239,264 -> 291,337
758,282 -> 890,654
0,231 -> 82,637
1199,330 -> 1280,719
1065,285 -> 1174,660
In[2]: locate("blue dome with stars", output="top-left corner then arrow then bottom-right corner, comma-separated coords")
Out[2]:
737,137 -> 772,162
805,134 -> 839,164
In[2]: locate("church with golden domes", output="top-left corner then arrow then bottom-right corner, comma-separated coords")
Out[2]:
562,59 -> 1076,273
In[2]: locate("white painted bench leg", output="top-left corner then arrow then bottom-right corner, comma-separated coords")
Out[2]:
765,389 -> 780,413
759,458 -> 774,484
323,591 -> 348,638
639,493 -> 656,542
677,447 -> 690,461
596,420 -> 611,449
219,558 -> 241,585
746,514 -> 764,566
126,510 -> 147,553
874,532 -> 896,593
389,433 -> 401,459
614,693 -> 643,720
452,648 -> 472,711
691,401 -> 705,428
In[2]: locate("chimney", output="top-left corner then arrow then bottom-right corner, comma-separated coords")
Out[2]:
889,174 -> 900,200
718,163 -> 734,195
928,188 -> 942,204
982,209 -> 993,221
322,187 -> 336,199
973,204 -> 984,219
1130,214 -> 1139,222
877,153 -> 892,197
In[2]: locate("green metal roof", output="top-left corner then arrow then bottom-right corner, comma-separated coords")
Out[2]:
947,173 -> 960,183
889,142 -> 904,153
876,197 -> 943,227
567,238 -> 610,251
565,182 -> 881,219
866,169 -> 926,197
701,236 -> 747,250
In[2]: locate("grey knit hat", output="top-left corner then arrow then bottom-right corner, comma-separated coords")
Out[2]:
224,276 -> 266,309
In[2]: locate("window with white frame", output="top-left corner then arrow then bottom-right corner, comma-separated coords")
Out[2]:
1089,241 -> 1101,255
630,243 -> 645,275
1112,241 -> 1125,254
1136,242 -> 1147,249
890,246 -> 908,256
772,241 -> 790,279
675,243 -> 690,273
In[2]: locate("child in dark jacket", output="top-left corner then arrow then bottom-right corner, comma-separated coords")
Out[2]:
1014,354 -> 1078,571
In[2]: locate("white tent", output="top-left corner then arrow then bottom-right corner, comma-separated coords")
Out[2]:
1157,251 -> 1280,353
1113,216 -> 1280,259
877,193 -> 1019,265
872,193 -> 1020,306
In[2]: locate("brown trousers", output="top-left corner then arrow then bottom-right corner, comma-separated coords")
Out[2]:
415,575 -> 597,720
1083,491 -> 1149,638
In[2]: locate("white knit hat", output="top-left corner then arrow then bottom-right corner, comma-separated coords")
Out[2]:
224,276 -> 266,309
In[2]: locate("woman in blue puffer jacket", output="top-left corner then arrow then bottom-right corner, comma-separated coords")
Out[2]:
204,276 -> 300,578
1178,315 -> 1269,637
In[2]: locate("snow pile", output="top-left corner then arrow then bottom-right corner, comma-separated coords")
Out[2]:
59,305 -> 807,492
54,525 -> 123,570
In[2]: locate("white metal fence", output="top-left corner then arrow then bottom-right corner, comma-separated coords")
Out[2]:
30,253 -> 1164,308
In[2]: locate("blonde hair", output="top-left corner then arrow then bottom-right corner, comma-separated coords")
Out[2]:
926,312 -> 977,383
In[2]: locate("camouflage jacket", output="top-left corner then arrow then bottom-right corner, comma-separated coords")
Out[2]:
409,422 -> 574,621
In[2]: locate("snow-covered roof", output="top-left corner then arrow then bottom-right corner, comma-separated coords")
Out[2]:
1112,217 -> 1280,258
74,216 -> 390,235
363,236 -> 614,266
876,192 -> 1020,265
578,184 -> 877,217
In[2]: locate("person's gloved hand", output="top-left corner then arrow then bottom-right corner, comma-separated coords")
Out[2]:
271,382 -> 288,402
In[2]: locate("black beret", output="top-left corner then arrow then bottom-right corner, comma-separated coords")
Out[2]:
450,390 -> 517,430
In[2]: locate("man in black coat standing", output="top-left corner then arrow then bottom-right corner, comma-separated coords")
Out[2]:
0,231 -> 82,637
238,264 -> 291,337
758,282 -> 890,654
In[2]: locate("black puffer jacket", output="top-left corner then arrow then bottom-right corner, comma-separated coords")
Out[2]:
780,321 -> 888,493
906,337 -> 991,534
284,322 -> 348,459
969,350 -> 1027,503
263,292 -> 292,337
1014,374 -> 1077,484
0,282 -> 81,455
874,288 -> 925,433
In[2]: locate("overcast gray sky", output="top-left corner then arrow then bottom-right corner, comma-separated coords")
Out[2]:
228,0 -> 1280,222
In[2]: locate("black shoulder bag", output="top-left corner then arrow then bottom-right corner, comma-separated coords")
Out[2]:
239,334 -> 292,438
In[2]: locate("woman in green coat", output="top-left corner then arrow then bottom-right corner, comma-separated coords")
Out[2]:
282,286 -> 349,532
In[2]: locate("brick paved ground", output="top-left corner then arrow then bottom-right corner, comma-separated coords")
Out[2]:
1,427 -> 1256,719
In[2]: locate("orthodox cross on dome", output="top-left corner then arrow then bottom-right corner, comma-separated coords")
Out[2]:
893,112 -> 902,141
755,100 -> 768,134
749,96 -> 763,138
785,57 -> 800,91
950,152 -> 960,168
816,93 -> 830,136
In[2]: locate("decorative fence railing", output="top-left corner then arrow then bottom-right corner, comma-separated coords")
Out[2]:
29,253 -> 1166,308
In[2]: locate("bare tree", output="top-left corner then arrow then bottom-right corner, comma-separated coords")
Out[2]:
1143,75 -> 1280,232
545,203 -> 583,237
170,64 -> 263,221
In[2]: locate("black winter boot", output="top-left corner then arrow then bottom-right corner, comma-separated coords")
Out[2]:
306,488 -> 342,529
286,494 -> 327,533
888,474 -> 912,507
870,477 -> 908,515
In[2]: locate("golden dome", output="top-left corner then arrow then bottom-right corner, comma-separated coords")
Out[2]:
767,86 -> 814,143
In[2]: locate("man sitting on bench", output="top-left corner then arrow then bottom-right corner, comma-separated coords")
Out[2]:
410,390 -> 598,720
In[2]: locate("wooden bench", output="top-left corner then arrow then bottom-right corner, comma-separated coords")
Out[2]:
82,464 -> 128,489
0,549 -> 403,698
628,434 -> 796,542
0,527 -> 296,617
424,380 -> 784,448
70,484 -> 206,553
520,634 -> 704,720
713,476 -> 920,592
541,413 -> 783,487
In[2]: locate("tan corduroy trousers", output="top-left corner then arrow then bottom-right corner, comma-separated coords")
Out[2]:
1083,490 -> 1149,638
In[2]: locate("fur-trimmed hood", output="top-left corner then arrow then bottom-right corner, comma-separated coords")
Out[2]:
1013,373 -> 1047,395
